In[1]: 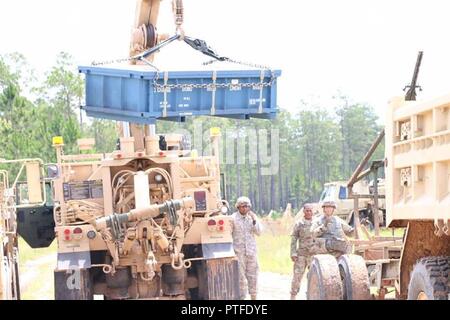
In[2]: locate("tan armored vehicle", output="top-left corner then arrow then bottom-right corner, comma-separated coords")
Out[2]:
39,130 -> 238,300
2,133 -> 239,300
300,180 -> 386,228
3,0 -> 280,300
0,159 -> 47,300
386,94 -> 450,299
0,169 -> 19,300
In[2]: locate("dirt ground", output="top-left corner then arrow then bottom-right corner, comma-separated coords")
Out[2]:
258,272 -> 307,300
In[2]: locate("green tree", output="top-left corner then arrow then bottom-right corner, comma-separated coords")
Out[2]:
85,119 -> 118,153
36,52 -> 83,121
336,97 -> 384,178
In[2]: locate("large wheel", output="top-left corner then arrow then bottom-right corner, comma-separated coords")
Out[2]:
307,254 -> 343,300
338,254 -> 371,300
407,256 -> 450,300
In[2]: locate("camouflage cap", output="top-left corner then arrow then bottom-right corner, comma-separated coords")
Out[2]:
303,203 -> 314,210
235,196 -> 252,208
322,200 -> 337,209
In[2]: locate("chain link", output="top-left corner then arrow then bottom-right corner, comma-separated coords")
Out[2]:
152,76 -> 275,92
90,54 -> 275,93
91,57 -> 134,66
91,56 -> 160,72
152,57 -> 276,93
203,57 -> 272,71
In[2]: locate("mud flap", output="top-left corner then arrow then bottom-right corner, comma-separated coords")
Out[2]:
57,252 -> 91,270
201,242 -> 235,259
197,258 -> 240,300
54,268 -> 93,300
55,252 -> 93,300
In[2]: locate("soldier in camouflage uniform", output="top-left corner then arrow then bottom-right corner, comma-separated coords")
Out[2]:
290,203 -> 321,300
311,200 -> 354,258
230,196 -> 262,300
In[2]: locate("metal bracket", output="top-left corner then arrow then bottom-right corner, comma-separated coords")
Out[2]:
258,70 -> 265,114
163,71 -> 169,118
434,219 -> 449,237
368,263 -> 383,288
210,71 -> 217,116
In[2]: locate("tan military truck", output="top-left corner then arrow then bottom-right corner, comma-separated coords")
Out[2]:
386,95 -> 450,299
0,159 -> 48,300
306,93 -> 450,300
304,180 -> 386,228
0,169 -> 19,300
40,131 -> 239,300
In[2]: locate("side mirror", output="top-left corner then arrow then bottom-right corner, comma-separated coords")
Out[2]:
47,164 -> 59,179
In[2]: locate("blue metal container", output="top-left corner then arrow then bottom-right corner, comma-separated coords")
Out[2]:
79,65 -> 281,124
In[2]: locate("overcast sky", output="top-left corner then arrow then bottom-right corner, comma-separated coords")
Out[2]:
1,0 -> 450,122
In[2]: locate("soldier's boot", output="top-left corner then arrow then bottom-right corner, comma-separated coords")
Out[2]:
290,294 -> 297,300
251,294 -> 257,300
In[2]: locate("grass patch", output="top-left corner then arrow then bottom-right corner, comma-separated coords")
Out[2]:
18,237 -> 57,300
18,237 -> 57,264
257,233 -> 292,275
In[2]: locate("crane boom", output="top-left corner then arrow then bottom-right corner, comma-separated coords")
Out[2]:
126,0 -> 173,150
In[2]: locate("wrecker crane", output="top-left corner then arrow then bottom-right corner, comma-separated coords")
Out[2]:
9,0 -> 281,300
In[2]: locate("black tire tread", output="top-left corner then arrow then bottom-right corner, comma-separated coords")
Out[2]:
407,256 -> 450,300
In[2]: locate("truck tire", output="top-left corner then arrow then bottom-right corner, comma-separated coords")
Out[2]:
338,254 -> 371,300
407,256 -> 450,300
307,254 -> 343,300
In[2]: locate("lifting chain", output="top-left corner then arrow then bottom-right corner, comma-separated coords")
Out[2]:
203,57 -> 272,71
89,0 -> 275,96
151,71 -> 276,91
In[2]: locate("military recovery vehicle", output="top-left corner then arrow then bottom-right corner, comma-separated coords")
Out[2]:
300,180 -> 386,229
43,131 -> 241,300
12,0 -> 281,300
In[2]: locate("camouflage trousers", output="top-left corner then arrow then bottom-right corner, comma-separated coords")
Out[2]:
236,253 -> 259,299
290,255 -> 312,296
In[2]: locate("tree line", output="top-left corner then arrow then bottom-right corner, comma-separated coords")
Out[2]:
0,52 -> 384,214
